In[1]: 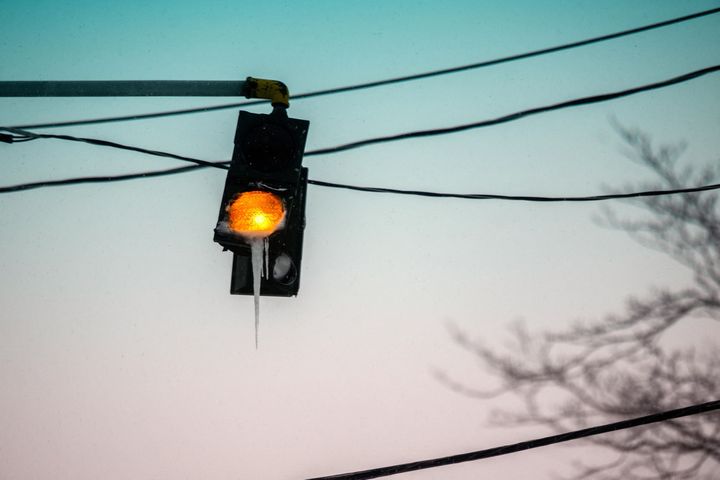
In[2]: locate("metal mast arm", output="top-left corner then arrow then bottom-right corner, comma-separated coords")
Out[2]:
0,81 -> 248,97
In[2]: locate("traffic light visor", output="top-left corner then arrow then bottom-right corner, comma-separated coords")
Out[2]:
227,190 -> 285,236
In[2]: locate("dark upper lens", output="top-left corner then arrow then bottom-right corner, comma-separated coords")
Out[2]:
243,123 -> 296,172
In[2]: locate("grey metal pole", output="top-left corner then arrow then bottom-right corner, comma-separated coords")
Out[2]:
0,81 -> 247,97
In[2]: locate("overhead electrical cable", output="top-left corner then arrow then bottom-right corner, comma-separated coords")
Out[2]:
7,6 -> 720,130
2,167 -> 718,199
0,127 -> 226,169
3,65 -> 720,197
3,63 -> 718,165
305,400 -> 720,480
305,64 -> 720,156
1,147 -> 719,200
0,165 -> 205,193
305,179 -> 720,202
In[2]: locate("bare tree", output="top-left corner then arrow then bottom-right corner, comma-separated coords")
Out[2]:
441,126 -> 720,479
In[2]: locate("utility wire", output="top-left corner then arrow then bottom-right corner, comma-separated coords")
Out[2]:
3,166 -> 718,200
305,64 -> 720,156
3,65 -> 719,197
10,64 -> 715,159
1,127 -> 226,169
3,63 -> 718,179
0,165 -> 205,193
8,7 -> 720,130
306,179 -> 720,202
2,138 -> 719,201
306,400 -> 720,480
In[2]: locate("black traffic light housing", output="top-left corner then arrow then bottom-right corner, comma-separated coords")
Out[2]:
214,107 -> 310,296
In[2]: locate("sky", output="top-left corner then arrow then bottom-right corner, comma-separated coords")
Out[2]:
1,1 -> 719,479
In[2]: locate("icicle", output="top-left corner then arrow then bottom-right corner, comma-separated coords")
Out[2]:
249,237 -> 264,349
264,236 -> 270,280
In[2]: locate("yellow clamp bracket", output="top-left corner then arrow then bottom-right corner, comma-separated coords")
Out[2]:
243,77 -> 290,108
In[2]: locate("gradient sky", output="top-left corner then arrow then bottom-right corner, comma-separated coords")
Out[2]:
1,1 -> 719,479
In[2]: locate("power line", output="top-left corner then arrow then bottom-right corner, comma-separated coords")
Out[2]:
3,65 -> 719,197
4,64 -> 718,168
0,165 -> 205,193
1,127 -> 227,170
305,400 -> 720,480
14,60 -> 709,159
2,144 -> 719,201
306,179 -> 720,202
3,167 -> 717,200
11,99 -> 268,130
305,64 -> 720,156
8,6 -> 720,130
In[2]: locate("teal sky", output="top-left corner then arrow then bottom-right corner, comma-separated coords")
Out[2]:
1,1 -> 719,479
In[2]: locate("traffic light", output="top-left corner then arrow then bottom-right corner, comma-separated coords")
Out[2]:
214,106 -> 310,296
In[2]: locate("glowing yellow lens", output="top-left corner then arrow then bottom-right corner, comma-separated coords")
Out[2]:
227,191 -> 285,236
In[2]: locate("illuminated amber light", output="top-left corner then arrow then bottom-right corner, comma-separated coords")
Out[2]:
227,191 -> 285,236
